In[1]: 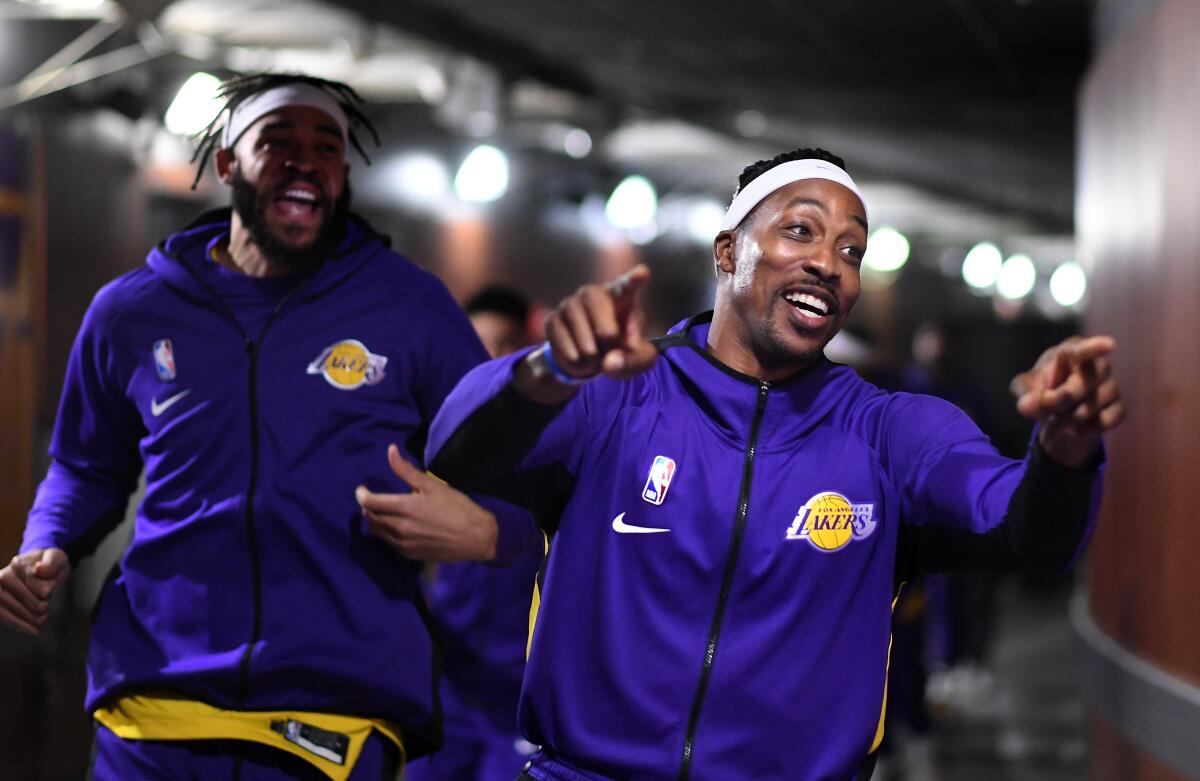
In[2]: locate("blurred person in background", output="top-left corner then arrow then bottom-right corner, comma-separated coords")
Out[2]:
901,322 -> 1005,724
467,286 -> 538,360
407,285 -> 544,781
0,72 -> 538,780
423,148 -> 1125,780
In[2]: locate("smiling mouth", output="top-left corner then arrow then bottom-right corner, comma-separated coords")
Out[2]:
271,187 -> 326,224
783,290 -> 834,321
277,188 -> 321,210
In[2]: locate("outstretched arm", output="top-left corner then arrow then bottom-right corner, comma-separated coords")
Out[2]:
427,265 -> 656,493
896,335 -> 1125,581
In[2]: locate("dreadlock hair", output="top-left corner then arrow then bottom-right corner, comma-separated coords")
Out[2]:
734,148 -> 849,197
189,72 -> 382,189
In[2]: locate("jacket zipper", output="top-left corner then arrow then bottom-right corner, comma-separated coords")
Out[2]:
235,337 -> 263,704
168,254 -> 316,706
677,379 -> 770,780
233,289 -> 310,706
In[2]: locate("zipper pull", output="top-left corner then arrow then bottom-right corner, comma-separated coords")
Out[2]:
245,338 -> 257,356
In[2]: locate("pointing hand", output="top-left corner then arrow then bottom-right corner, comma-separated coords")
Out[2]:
518,264 -> 657,402
1011,335 -> 1126,468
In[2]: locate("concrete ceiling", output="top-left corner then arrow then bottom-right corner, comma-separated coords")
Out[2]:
0,0 -> 1097,244
339,0 -> 1095,233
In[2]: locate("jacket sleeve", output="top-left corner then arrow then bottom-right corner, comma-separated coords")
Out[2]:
895,439 -> 1103,581
472,494 -> 547,565
887,395 -> 1104,578
404,273 -> 492,463
22,290 -> 143,564
426,347 -> 589,532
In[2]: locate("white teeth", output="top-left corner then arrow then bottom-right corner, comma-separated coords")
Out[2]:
284,189 -> 317,201
784,292 -> 829,315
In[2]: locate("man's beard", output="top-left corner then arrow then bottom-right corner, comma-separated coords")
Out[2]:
749,316 -> 825,371
231,170 -> 352,276
746,298 -> 838,375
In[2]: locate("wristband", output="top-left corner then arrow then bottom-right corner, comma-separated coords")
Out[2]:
537,342 -> 591,386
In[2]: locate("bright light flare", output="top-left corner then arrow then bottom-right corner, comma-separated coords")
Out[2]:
164,72 -> 223,137
605,175 -> 657,230
453,145 -> 509,203
863,227 -> 910,272
685,200 -> 725,245
380,154 -> 450,210
962,242 -> 1003,289
996,253 -> 1037,300
1049,261 -> 1087,307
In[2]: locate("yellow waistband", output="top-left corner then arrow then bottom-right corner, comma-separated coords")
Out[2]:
94,693 -> 404,781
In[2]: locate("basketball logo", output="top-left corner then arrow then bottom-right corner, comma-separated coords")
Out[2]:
306,339 -> 388,390
153,339 -> 177,382
785,491 -> 876,552
641,455 -> 677,505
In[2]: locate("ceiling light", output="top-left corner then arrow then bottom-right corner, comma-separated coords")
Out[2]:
1049,261 -> 1087,307
453,145 -> 508,203
415,66 -> 447,104
863,227 -> 910,272
164,72 -> 222,137
605,175 -> 657,230
562,128 -> 592,159
961,241 -> 1003,289
735,110 -> 767,138
996,253 -> 1036,300
379,153 -> 449,211
685,200 -> 725,245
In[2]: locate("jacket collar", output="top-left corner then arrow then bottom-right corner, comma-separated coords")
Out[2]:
146,208 -> 390,307
655,311 -> 866,451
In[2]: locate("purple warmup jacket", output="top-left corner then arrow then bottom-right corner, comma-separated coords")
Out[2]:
21,210 -> 536,758
426,313 -> 1104,781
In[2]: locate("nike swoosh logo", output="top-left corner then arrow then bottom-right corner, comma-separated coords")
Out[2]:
611,512 -> 670,534
151,389 -> 191,417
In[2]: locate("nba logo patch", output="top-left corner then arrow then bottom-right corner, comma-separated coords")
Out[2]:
153,339 -> 176,382
641,455 -> 677,506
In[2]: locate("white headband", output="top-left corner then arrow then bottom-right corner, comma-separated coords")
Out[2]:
222,84 -> 350,151
722,158 -> 868,230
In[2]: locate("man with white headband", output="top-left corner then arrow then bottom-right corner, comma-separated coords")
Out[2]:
0,73 -> 540,779
422,148 -> 1126,779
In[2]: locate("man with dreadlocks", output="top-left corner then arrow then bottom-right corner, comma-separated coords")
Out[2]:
0,73 -> 538,779
422,148 -> 1126,780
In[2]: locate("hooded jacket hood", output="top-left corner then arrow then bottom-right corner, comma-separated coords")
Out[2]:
146,208 -> 391,307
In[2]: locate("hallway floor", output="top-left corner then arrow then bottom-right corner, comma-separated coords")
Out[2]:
877,575 -> 1087,781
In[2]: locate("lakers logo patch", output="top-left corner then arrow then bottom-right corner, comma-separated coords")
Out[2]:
784,491 -> 876,552
306,339 -> 388,390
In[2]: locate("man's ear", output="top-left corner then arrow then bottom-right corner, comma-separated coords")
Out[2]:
214,148 -> 236,185
714,230 -> 737,275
